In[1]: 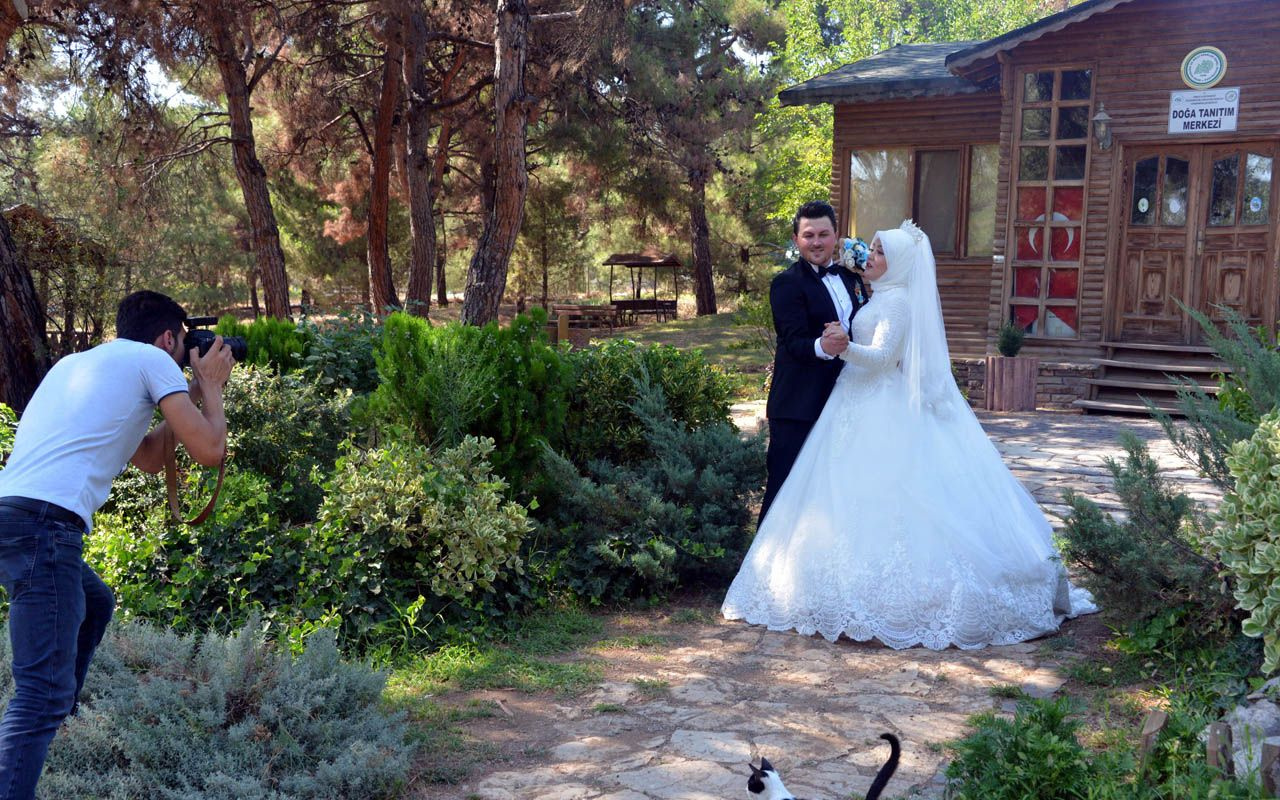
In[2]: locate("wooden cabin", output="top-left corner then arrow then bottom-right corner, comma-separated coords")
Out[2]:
781,0 -> 1280,412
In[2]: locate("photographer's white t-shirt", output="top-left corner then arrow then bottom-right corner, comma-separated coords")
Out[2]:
0,339 -> 188,531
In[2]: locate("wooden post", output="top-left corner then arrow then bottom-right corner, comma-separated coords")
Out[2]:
1261,740 -> 1278,798
1138,709 -> 1169,766
556,312 -> 569,344
1207,722 -> 1234,777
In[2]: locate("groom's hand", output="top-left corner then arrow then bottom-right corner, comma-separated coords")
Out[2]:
820,322 -> 848,355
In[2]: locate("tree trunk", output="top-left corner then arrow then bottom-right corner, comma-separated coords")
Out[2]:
207,11 -> 291,321
688,169 -> 717,316
432,128 -> 453,309
401,6 -> 436,317
540,228 -> 548,308
460,0 -> 530,326
248,267 -> 261,317
0,215 -> 50,412
367,6 -> 403,313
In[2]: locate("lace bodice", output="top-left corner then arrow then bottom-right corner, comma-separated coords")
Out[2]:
838,288 -> 909,374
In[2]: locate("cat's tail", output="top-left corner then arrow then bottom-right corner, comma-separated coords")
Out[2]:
864,733 -> 900,800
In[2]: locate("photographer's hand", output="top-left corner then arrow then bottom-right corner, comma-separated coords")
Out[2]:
191,335 -> 233,391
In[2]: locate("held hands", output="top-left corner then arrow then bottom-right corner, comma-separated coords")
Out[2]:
820,321 -> 849,356
190,335 -> 234,391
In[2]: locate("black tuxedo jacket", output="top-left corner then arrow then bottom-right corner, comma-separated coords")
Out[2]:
766,259 -> 867,422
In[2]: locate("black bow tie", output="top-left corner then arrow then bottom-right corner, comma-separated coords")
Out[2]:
814,263 -> 839,278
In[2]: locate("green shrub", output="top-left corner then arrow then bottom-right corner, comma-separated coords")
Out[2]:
1057,432 -> 1229,630
0,402 -> 15,464
1214,409 -> 1280,674
215,314 -> 313,373
299,310 -> 384,394
731,293 -> 775,356
98,368 -> 350,527
535,376 -> 765,603
89,469 -> 311,633
4,619 -> 413,799
947,697 -> 1103,799
997,320 -> 1026,357
562,338 -> 734,466
373,310 -> 571,493
947,696 -> 1266,800
308,436 -> 531,648
1154,306 -> 1280,491
222,367 -> 351,523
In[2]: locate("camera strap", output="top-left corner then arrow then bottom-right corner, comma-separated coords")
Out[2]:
162,427 -> 228,525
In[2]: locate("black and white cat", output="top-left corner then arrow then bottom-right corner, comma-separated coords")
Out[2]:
747,733 -> 900,800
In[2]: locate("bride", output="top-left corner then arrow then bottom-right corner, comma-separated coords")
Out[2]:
722,220 -> 1096,650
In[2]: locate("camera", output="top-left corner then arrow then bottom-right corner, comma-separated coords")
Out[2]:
182,316 -> 247,367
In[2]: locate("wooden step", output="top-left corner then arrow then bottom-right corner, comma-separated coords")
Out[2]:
1074,397 -> 1184,415
1100,340 -> 1218,354
1090,357 -> 1231,373
1085,377 -> 1220,394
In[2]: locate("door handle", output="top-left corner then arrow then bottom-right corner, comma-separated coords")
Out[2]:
1195,231 -> 1205,257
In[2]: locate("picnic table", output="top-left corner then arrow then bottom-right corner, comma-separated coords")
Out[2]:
550,303 -> 620,331
612,298 -> 677,324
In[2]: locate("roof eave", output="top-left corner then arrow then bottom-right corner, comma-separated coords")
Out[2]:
779,78 -> 990,107
945,0 -> 1137,72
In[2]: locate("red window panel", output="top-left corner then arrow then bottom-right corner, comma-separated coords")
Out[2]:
1046,306 -> 1078,337
1013,268 -> 1042,298
1050,227 -> 1081,262
1017,187 -> 1047,221
1011,304 -> 1039,333
1051,186 -> 1084,222
1047,269 -> 1078,299
1015,227 -> 1044,261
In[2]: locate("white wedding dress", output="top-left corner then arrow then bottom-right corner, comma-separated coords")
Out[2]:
723,223 -> 1096,650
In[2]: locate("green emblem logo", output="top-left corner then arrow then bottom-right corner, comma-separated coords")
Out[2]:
1181,47 -> 1227,90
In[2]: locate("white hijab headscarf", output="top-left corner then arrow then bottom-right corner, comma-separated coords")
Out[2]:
871,221 -> 956,414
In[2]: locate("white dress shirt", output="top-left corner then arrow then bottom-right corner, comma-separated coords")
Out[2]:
810,262 -> 855,360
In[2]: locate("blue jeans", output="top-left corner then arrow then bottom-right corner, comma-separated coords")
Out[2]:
0,501 -> 114,800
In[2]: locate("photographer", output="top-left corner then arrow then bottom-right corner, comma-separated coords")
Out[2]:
0,290 -> 233,799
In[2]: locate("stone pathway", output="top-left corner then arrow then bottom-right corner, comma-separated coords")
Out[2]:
443,410 -> 1223,800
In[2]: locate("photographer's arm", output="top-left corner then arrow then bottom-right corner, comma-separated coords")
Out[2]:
131,339 -> 233,472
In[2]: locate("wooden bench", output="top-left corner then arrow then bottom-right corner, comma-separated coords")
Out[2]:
550,303 -> 619,331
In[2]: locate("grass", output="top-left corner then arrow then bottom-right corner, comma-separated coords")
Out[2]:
387,697 -> 501,784
592,634 -> 670,651
386,606 -> 614,788
667,607 -> 717,625
391,609 -> 607,697
611,312 -> 772,376
988,684 -> 1026,700
594,702 -> 627,713
632,677 -> 671,697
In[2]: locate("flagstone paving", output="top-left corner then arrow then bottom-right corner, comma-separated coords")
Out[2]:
424,410 -> 1222,800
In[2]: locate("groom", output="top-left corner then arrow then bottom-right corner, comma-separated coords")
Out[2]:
759,201 -> 867,523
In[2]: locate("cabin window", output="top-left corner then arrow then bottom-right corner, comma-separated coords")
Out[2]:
967,145 -> 999,258
915,150 -> 960,252
1008,66 -> 1092,339
849,149 -> 910,241
848,144 -> 998,257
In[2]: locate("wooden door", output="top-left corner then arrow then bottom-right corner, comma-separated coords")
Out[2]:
1117,143 -> 1277,343
1117,147 -> 1198,342
1196,144 -> 1276,336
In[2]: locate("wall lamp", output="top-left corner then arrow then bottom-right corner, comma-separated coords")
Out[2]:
1091,102 -> 1113,152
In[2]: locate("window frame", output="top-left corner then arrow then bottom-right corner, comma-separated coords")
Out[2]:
844,143 -> 999,260
1006,64 -> 1096,341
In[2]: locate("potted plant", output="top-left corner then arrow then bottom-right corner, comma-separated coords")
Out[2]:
985,321 -> 1038,411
